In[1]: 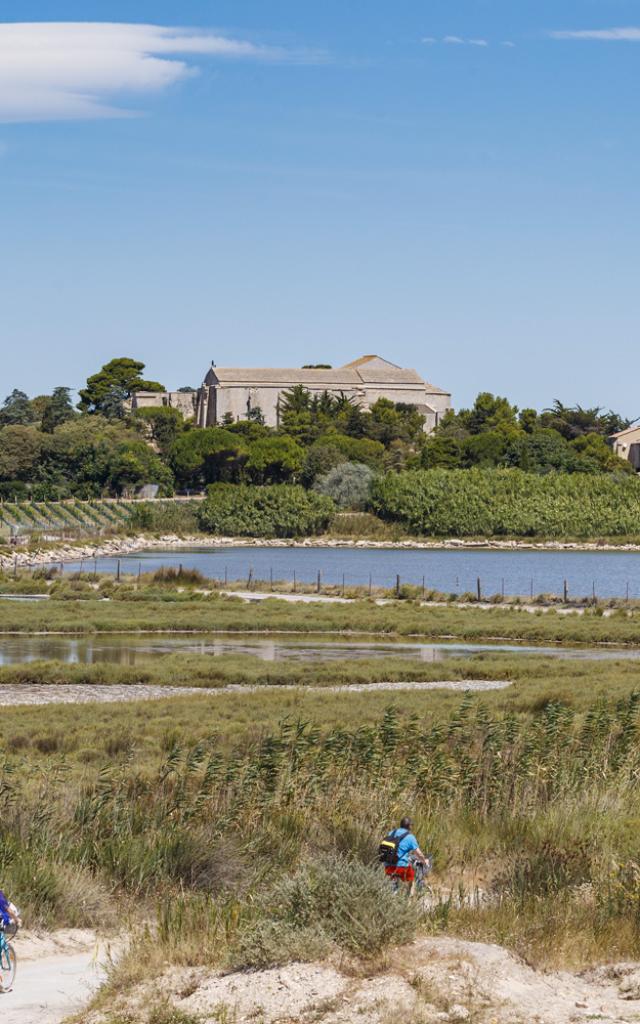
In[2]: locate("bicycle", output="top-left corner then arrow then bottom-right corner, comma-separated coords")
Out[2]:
386,855 -> 433,895
0,920 -> 18,993
410,856 -> 433,897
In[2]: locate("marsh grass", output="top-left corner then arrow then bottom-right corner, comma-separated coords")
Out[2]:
3,653 -> 640,770
5,581 -> 640,987
5,694 -> 640,975
3,590 -> 640,646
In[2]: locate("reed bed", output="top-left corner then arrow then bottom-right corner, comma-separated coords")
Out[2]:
4,695 -> 640,978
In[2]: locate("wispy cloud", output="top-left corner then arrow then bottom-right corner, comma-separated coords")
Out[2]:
501,41 -> 516,48
0,22 -> 314,123
429,35 -> 490,47
551,27 -> 640,41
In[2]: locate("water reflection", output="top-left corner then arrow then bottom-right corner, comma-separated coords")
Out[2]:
0,634 -> 638,666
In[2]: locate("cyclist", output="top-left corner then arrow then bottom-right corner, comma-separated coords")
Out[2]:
0,891 -> 19,930
382,817 -> 429,890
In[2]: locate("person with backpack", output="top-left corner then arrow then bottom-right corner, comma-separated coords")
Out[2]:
379,817 -> 429,890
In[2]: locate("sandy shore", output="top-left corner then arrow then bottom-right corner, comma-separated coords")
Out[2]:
4,531 -> 640,571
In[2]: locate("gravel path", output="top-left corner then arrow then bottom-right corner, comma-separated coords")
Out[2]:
1,951 -> 104,1024
0,680 -> 511,706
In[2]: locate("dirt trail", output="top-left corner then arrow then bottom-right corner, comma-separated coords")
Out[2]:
2,951 -> 104,1024
1,931 -> 104,1024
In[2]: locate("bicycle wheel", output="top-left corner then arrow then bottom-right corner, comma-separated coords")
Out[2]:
0,941 -> 16,992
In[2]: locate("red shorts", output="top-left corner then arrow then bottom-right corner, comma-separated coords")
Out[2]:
385,865 -> 415,883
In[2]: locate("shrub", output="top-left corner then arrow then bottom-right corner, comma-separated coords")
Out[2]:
150,567 -> 207,586
314,462 -> 374,510
230,855 -> 419,967
197,484 -> 335,538
370,468 -> 640,538
128,501 -> 200,534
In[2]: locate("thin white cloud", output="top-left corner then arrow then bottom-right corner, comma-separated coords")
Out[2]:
0,22 -> 308,123
551,27 -> 640,41
501,41 -> 516,48
421,37 -> 437,45
439,35 -> 490,47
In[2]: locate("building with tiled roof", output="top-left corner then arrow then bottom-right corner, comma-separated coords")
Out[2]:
192,355 -> 451,431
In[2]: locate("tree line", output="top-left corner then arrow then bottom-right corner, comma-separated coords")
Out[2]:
0,356 -> 634,503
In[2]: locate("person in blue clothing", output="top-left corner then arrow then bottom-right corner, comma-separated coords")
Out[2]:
383,817 -> 429,890
0,890 -> 19,930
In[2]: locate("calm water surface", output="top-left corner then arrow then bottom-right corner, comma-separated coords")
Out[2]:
64,545 -> 640,600
0,634 -> 638,666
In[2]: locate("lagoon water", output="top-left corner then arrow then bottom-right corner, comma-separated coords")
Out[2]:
65,545 -> 640,600
0,634 -> 638,667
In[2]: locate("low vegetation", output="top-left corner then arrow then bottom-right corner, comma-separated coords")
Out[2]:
196,483 -> 335,537
372,468 -> 640,537
4,687 -> 640,982
2,586 -> 640,646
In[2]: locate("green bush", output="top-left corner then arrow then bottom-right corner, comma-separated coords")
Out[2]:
197,484 -> 335,538
314,462 -> 374,510
370,468 -> 640,538
128,501 -> 200,534
230,855 -> 419,967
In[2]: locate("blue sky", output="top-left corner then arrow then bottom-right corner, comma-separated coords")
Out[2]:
1,1 -> 639,415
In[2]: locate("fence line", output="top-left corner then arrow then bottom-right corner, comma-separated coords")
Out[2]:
9,556 -> 638,603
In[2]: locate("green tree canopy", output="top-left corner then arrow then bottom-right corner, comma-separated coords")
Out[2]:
0,389 -> 35,427
170,428 -> 248,489
134,406 -> 184,456
0,426 -> 43,480
41,387 -> 76,433
78,358 -> 164,416
457,392 -> 519,434
245,435 -> 304,484
540,401 -> 629,440
107,441 -> 173,496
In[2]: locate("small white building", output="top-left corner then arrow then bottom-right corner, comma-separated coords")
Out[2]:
194,355 -> 451,432
610,425 -> 640,471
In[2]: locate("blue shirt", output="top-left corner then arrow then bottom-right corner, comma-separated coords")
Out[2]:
390,829 -> 419,867
0,891 -> 10,926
